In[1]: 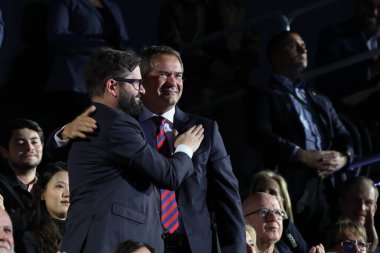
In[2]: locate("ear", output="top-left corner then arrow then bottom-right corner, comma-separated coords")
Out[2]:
0,147 -> 9,160
105,79 -> 118,97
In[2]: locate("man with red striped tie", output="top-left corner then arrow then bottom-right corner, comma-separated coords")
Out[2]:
137,45 -> 245,253
48,45 -> 245,253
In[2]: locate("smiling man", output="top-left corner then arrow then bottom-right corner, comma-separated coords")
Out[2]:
57,47 -> 204,253
0,118 -> 44,253
137,45 -> 245,253
49,45 -> 245,253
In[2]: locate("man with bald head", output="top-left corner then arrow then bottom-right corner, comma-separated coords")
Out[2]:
243,193 -> 325,253
0,209 -> 14,253
243,192 -> 287,253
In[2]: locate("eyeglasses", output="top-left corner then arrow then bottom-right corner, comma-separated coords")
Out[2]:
113,77 -> 143,91
244,208 -> 288,220
339,240 -> 371,252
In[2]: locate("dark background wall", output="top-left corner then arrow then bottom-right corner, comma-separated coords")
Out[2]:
0,0 -> 353,87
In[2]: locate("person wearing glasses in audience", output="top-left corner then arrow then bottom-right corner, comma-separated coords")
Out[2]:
243,192 -> 325,253
325,219 -> 370,253
250,170 -> 309,253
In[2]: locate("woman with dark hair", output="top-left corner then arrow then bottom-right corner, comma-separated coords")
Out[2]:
23,162 -> 69,253
112,240 -> 155,253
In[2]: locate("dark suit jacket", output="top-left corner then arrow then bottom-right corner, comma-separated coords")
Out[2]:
165,108 -> 245,253
46,0 -> 129,93
59,103 -> 194,253
244,79 -> 354,203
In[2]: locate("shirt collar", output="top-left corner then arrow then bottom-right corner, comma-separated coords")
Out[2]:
16,173 -> 38,192
140,105 -> 175,123
273,74 -> 306,89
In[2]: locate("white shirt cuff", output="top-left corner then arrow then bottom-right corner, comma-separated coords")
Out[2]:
174,144 -> 193,158
54,125 -> 70,147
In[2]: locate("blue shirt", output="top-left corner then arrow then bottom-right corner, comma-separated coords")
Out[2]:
274,75 -> 324,152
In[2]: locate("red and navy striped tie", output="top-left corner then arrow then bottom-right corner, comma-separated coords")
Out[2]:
154,116 -> 179,234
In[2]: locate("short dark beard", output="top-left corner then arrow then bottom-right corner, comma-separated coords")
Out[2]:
118,88 -> 143,116
8,160 -> 39,174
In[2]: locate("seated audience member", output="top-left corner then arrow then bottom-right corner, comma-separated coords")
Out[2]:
243,192 -> 325,253
325,219 -> 370,253
0,118 -> 44,253
23,162 -> 69,253
111,240 -> 155,253
250,170 -> 308,253
246,223 -> 259,253
338,176 -> 378,252
0,208 -> 15,253
243,192 -> 292,253
243,31 -> 354,245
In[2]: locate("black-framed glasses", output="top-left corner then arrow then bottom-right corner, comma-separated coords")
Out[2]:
113,77 -> 143,91
339,240 -> 370,252
244,208 -> 288,220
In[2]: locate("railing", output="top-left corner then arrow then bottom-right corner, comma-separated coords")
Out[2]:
179,0 -> 380,175
184,0 -> 352,112
180,0 -> 341,51
349,153 -> 380,170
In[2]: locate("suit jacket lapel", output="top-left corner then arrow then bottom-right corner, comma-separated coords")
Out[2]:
173,107 -> 191,133
269,79 -> 303,124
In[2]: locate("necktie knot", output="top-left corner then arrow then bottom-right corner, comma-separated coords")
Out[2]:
153,116 -> 166,127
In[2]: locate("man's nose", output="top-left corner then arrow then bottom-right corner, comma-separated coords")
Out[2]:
139,85 -> 145,94
26,142 -> 35,151
265,212 -> 277,221
298,45 -> 307,54
166,74 -> 177,84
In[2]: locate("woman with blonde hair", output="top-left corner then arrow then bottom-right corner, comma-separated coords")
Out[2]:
250,170 -> 294,222
245,223 -> 259,253
325,219 -> 369,253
